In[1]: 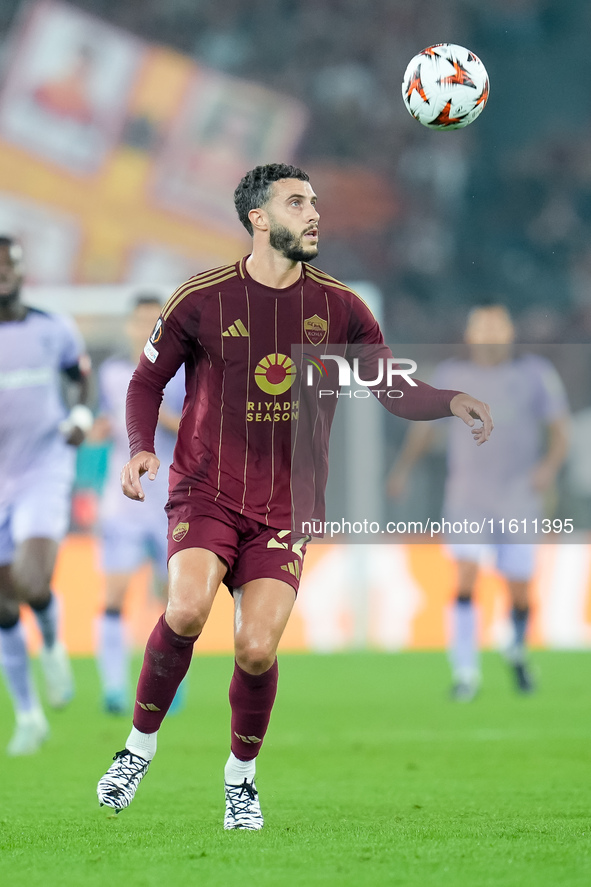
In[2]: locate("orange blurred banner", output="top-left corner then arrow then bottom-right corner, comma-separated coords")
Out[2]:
0,0 -> 307,285
21,535 -> 591,655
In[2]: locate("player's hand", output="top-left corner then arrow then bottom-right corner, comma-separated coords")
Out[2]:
121,451 -> 160,501
449,394 -> 493,446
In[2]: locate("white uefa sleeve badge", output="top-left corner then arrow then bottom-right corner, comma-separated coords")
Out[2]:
144,341 -> 159,363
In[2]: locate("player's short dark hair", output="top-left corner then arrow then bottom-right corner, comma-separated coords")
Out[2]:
234,163 -> 310,235
131,293 -> 163,311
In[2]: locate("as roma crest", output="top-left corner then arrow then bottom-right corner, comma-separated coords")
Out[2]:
172,521 -> 189,543
304,314 -> 328,346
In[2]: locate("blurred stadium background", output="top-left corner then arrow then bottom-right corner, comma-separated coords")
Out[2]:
1,0 -> 591,656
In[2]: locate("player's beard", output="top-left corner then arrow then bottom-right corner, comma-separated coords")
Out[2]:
0,287 -> 19,308
269,221 -> 318,262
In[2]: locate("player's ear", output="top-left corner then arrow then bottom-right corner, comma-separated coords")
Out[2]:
248,207 -> 268,233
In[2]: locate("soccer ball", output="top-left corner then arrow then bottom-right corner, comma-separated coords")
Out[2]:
401,43 -> 489,130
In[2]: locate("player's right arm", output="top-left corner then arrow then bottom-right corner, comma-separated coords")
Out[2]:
121,450 -> 161,501
123,299 -> 192,501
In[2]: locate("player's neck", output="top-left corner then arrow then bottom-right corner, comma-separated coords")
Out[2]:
0,294 -> 26,322
245,249 -> 302,290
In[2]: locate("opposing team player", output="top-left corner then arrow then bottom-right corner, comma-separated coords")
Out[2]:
97,164 -> 493,828
0,236 -> 92,755
90,295 -> 184,714
388,305 -> 569,700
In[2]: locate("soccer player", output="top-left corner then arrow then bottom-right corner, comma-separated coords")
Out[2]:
90,295 -> 184,714
388,305 -> 569,701
96,163 -> 493,828
0,236 -> 92,755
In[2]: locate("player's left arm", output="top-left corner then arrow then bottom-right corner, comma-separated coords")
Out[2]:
58,314 -> 93,446
529,357 -> 570,492
348,298 -> 493,443
60,358 -> 92,446
531,416 -> 570,492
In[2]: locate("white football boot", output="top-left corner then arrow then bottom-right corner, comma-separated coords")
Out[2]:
97,749 -> 150,812
7,706 -> 50,756
224,778 -> 264,830
39,641 -> 74,709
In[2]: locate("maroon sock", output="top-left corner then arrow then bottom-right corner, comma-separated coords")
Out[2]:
229,658 -> 279,761
133,614 -> 199,733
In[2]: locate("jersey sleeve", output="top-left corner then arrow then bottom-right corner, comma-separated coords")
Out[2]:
126,300 -> 193,457
347,294 -> 461,421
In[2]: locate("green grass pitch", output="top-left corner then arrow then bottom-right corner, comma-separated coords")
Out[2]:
1,651 -> 590,886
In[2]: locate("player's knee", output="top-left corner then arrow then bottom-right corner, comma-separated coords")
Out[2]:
10,562 -> 50,605
165,600 -> 208,637
0,599 -> 20,628
234,637 -> 276,674
104,581 -> 128,611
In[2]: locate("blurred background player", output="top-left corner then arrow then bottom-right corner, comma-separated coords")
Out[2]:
388,305 -> 569,701
0,235 -> 92,754
88,295 -> 184,714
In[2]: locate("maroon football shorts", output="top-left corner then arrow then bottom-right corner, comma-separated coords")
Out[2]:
165,487 -> 309,593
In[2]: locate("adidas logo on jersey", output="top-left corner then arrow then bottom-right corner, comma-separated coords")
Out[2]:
222,319 -> 249,337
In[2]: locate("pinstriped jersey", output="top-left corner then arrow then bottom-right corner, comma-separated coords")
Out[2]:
127,256 -> 457,530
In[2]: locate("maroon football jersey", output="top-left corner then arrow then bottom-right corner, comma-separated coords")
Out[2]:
127,257 -> 459,530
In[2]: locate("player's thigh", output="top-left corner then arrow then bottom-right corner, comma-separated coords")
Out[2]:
166,547 -> 228,634
233,578 -> 296,669
448,543 -> 487,592
12,537 -> 59,601
0,563 -> 20,622
229,525 -> 306,664
496,544 -> 536,583
165,495 -> 244,633
103,572 -> 133,610
12,463 -> 72,548
0,506 -> 19,615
